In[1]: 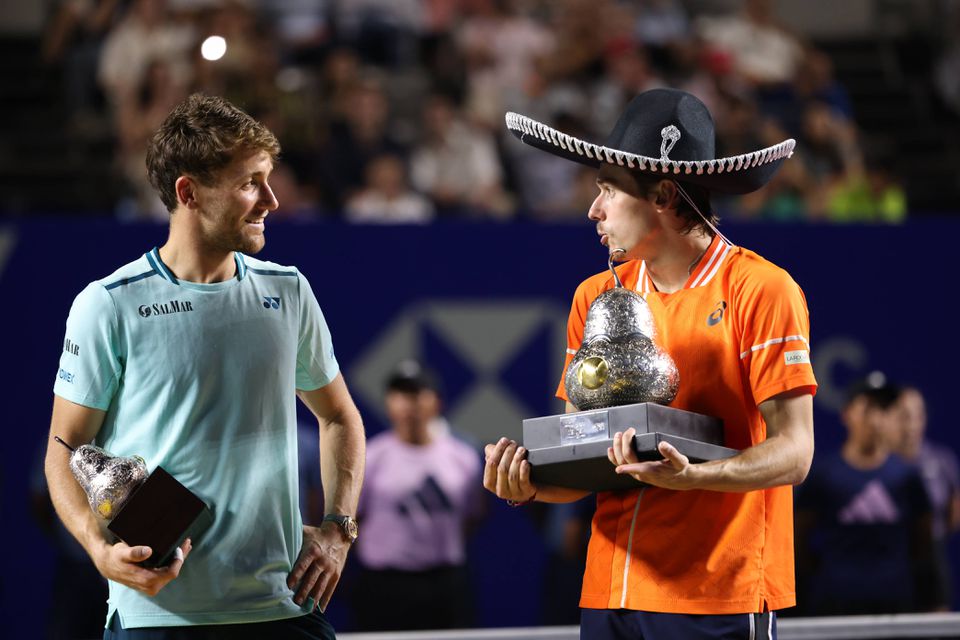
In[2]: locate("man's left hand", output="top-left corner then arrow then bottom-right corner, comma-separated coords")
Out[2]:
607,428 -> 698,490
287,523 -> 351,612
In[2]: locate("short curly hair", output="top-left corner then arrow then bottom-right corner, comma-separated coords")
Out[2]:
146,94 -> 281,212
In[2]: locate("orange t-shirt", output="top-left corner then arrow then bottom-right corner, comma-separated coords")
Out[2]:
557,236 -> 817,614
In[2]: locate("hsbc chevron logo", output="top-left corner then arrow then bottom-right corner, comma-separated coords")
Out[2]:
349,300 -> 566,443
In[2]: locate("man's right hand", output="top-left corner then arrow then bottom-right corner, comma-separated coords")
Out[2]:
92,538 -> 192,596
483,438 -> 537,502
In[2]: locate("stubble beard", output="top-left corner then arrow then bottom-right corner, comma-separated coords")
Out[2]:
201,210 -> 266,256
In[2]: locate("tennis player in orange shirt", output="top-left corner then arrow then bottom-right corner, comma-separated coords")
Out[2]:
484,88 -> 816,640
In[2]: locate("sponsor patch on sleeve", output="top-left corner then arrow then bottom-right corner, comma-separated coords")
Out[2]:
784,350 -> 811,365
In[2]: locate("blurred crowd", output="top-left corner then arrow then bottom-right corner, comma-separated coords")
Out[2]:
41,0 -> 910,223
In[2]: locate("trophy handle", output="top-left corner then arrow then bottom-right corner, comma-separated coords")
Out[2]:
608,248 -> 626,288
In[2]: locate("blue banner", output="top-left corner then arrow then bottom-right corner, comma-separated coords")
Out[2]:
2,219 -> 955,633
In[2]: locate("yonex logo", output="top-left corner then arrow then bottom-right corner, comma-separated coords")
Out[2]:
263,296 -> 281,310
138,300 -> 194,318
707,301 -> 727,326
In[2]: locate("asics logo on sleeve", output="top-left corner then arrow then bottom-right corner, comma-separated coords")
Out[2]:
707,301 -> 727,326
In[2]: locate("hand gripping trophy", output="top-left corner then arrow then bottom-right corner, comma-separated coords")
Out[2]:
55,436 -> 212,567
522,250 -> 735,491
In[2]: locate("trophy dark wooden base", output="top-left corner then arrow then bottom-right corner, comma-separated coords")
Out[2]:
523,403 -> 737,492
107,467 -> 213,568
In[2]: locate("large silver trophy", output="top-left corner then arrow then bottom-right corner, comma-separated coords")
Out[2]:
523,250 -> 735,491
55,436 -> 212,567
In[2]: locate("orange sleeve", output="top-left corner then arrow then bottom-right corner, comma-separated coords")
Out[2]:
735,265 -> 818,404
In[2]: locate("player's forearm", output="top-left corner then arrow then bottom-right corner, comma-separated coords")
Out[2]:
45,442 -> 111,561
532,485 -> 592,504
688,392 -> 814,492
690,429 -> 813,492
318,407 -> 365,516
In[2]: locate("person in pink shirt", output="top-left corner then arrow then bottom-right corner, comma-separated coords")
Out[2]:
353,360 -> 484,631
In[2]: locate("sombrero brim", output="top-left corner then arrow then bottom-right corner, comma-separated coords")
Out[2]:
505,112 -> 795,195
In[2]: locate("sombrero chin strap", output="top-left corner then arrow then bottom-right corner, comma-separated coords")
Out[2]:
673,180 -> 732,247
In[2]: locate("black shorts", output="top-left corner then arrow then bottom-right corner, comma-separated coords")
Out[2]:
580,609 -> 776,640
103,610 -> 335,640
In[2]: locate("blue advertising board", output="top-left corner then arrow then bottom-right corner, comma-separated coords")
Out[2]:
1,219 -> 955,634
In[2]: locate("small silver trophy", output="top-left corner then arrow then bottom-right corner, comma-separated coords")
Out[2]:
55,436 -> 148,520
523,250 -> 735,491
54,436 -> 213,567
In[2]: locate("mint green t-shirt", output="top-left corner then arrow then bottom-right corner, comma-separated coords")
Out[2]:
54,248 -> 339,628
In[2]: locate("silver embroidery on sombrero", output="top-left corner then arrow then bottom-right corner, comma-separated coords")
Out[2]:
660,125 -> 681,160
505,111 -> 795,176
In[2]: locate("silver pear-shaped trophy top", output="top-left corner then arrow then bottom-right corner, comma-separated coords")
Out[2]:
55,436 -> 148,520
564,250 -> 679,410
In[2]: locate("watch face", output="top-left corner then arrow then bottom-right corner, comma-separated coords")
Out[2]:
345,518 -> 359,541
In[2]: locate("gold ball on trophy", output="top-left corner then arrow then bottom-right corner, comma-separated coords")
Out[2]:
578,356 -> 609,390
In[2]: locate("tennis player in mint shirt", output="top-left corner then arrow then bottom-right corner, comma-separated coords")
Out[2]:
45,94 -> 366,639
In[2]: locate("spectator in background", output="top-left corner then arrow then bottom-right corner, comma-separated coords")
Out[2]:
115,58 -> 187,221
315,77 -> 407,211
97,0 -> 195,115
934,9 -> 960,117
191,0 -> 280,113
332,0 -> 424,68
735,119 -> 816,221
894,386 -> 960,611
316,48 -> 364,127
792,100 -> 907,222
410,93 -> 513,217
589,44 -> 664,138
505,112 -> 592,219
824,155 -> 907,223
798,57 -> 856,138
539,0 -> 613,86
346,154 -> 434,223
696,0 -> 804,88
42,0 -> 123,136
267,163 -> 323,220
353,360 -> 483,631
633,0 -> 690,73
457,0 -> 555,127
258,0 -> 332,67
794,373 -> 940,615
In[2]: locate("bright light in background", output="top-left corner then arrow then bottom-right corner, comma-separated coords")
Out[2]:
201,36 -> 227,61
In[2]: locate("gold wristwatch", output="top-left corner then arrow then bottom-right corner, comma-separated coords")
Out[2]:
322,514 -> 359,544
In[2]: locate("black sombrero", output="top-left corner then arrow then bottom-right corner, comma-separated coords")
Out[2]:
505,88 -> 794,194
